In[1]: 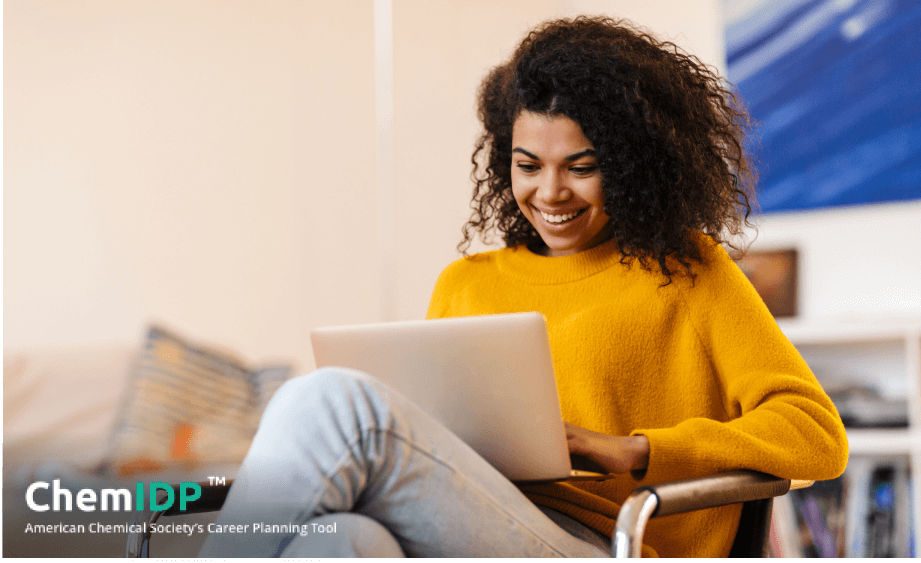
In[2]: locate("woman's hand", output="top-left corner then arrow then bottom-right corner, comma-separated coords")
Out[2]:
565,422 -> 650,475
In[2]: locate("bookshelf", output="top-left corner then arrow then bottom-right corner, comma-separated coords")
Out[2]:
774,319 -> 921,557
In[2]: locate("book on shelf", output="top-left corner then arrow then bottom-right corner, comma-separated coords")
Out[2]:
905,478 -> 919,557
772,458 -> 915,557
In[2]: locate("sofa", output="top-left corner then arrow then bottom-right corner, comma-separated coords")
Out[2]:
3,339 -> 285,557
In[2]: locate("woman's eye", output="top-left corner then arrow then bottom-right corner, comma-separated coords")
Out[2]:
516,163 -> 539,173
570,166 -> 598,176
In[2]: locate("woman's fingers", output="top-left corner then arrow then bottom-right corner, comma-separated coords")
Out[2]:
562,423 -> 649,474
563,422 -> 594,456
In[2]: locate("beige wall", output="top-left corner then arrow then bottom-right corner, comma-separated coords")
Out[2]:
5,0 -> 379,369
5,1 -> 727,368
747,202 -> 921,319
10,1 -> 913,371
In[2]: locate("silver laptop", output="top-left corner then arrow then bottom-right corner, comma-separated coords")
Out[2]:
310,312 -> 610,482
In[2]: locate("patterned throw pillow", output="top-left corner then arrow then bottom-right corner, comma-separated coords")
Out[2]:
106,325 -> 292,476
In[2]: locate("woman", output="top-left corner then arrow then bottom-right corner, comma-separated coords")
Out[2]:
200,16 -> 847,558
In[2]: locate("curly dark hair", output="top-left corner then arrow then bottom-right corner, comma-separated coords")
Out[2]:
459,16 -> 757,283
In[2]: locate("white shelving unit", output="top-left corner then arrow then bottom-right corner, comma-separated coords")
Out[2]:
777,319 -> 921,556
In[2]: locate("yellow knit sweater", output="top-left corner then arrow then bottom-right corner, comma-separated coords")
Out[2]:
425,235 -> 848,557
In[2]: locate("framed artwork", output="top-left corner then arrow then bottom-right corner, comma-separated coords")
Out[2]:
723,0 -> 921,213
737,249 -> 798,318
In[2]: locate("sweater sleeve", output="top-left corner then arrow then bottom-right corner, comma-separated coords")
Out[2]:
632,240 -> 849,484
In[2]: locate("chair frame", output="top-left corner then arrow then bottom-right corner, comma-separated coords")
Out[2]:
126,471 -> 811,557
613,470 -> 811,557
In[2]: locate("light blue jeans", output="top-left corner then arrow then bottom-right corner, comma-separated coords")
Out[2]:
198,367 -> 611,557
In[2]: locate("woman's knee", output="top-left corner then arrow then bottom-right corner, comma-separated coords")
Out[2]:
262,367 -> 389,425
270,367 -> 372,404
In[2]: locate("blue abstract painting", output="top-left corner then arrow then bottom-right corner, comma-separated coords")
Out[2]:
723,0 -> 921,213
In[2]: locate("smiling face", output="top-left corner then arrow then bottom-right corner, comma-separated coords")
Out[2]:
510,111 -> 612,256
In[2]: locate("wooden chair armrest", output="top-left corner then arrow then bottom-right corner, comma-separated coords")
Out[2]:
613,471 -> 799,557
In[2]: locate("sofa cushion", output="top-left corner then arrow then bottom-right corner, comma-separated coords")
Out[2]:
105,325 -> 291,475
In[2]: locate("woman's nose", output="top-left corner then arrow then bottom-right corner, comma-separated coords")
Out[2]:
537,170 -> 571,202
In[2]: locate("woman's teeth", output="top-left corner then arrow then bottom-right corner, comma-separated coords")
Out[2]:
540,209 -> 584,224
